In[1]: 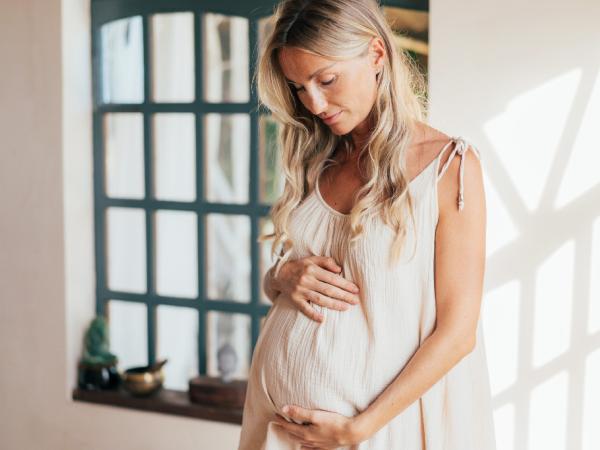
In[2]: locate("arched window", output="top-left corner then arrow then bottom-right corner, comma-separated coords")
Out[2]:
88,0 -> 428,423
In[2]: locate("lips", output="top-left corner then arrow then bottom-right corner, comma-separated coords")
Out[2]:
322,111 -> 342,124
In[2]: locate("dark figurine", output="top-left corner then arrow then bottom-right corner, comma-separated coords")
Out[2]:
77,316 -> 120,390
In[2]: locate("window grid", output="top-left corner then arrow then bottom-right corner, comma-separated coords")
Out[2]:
92,2 -> 273,380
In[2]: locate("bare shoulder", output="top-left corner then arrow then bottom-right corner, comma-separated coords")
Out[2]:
408,122 -> 485,216
408,121 -> 453,172
436,141 -> 485,225
410,121 -> 482,203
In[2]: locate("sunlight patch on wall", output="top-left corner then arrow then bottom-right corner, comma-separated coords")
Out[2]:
588,215 -> 600,334
485,176 -> 519,257
528,370 -> 568,450
493,402 -> 515,450
484,280 -> 520,395
582,347 -> 600,450
483,69 -> 582,211
554,70 -> 600,209
533,239 -> 574,368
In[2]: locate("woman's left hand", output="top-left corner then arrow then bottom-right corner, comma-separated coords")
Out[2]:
272,404 -> 368,449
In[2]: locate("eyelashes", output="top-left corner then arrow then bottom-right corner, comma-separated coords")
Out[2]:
292,76 -> 336,92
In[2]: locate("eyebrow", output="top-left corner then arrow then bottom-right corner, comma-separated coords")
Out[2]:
285,62 -> 337,85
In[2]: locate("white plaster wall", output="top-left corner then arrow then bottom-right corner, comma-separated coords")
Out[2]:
0,1 -> 240,449
429,1 -> 600,450
1,0 -> 599,449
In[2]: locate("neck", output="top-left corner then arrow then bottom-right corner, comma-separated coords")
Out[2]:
350,111 -> 375,155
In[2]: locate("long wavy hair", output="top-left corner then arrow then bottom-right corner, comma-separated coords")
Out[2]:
256,0 -> 428,277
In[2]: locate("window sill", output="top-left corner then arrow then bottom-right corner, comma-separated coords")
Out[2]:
72,386 -> 244,425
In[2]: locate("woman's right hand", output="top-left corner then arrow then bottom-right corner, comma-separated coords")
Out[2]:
271,256 -> 361,323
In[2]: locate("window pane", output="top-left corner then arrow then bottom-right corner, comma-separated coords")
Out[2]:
153,113 -> 196,201
151,12 -> 195,103
203,13 -> 249,103
106,207 -> 146,293
156,305 -> 198,390
104,113 -> 145,199
382,7 -> 429,79
259,217 -> 275,305
206,214 -> 250,302
206,311 -> 251,380
101,16 -> 144,104
204,113 -> 250,203
107,300 -> 148,370
155,210 -> 198,298
259,114 -> 284,204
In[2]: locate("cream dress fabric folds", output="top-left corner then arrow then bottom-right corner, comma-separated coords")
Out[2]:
238,136 -> 497,450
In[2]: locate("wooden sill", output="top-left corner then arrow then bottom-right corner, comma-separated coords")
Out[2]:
72,386 -> 243,425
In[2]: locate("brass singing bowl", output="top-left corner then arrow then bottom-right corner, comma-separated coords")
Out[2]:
120,365 -> 165,396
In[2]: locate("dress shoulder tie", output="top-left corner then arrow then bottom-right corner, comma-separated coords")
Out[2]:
436,136 -> 481,211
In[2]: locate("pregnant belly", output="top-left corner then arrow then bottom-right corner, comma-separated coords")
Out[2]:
250,297 -> 375,419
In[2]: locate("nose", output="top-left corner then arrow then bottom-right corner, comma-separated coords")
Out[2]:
303,88 -> 328,116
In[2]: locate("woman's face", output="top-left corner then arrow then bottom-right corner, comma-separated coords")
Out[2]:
277,39 -> 385,137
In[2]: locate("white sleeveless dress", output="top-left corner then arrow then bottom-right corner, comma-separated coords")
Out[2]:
238,136 -> 497,450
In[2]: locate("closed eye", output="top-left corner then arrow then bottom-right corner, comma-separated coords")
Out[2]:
292,76 -> 336,92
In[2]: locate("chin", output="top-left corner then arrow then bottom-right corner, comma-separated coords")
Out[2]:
327,127 -> 345,136
327,122 -> 352,135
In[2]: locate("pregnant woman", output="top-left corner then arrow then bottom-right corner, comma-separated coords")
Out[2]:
238,1 -> 496,449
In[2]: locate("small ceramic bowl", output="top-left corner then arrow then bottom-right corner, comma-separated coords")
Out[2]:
120,360 -> 167,396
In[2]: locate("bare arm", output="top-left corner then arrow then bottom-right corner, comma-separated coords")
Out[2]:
263,246 -> 287,304
353,147 -> 487,440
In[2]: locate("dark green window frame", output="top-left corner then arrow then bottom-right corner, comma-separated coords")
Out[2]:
91,0 -> 278,379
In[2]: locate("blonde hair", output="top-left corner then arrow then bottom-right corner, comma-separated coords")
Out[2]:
256,0 -> 428,277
